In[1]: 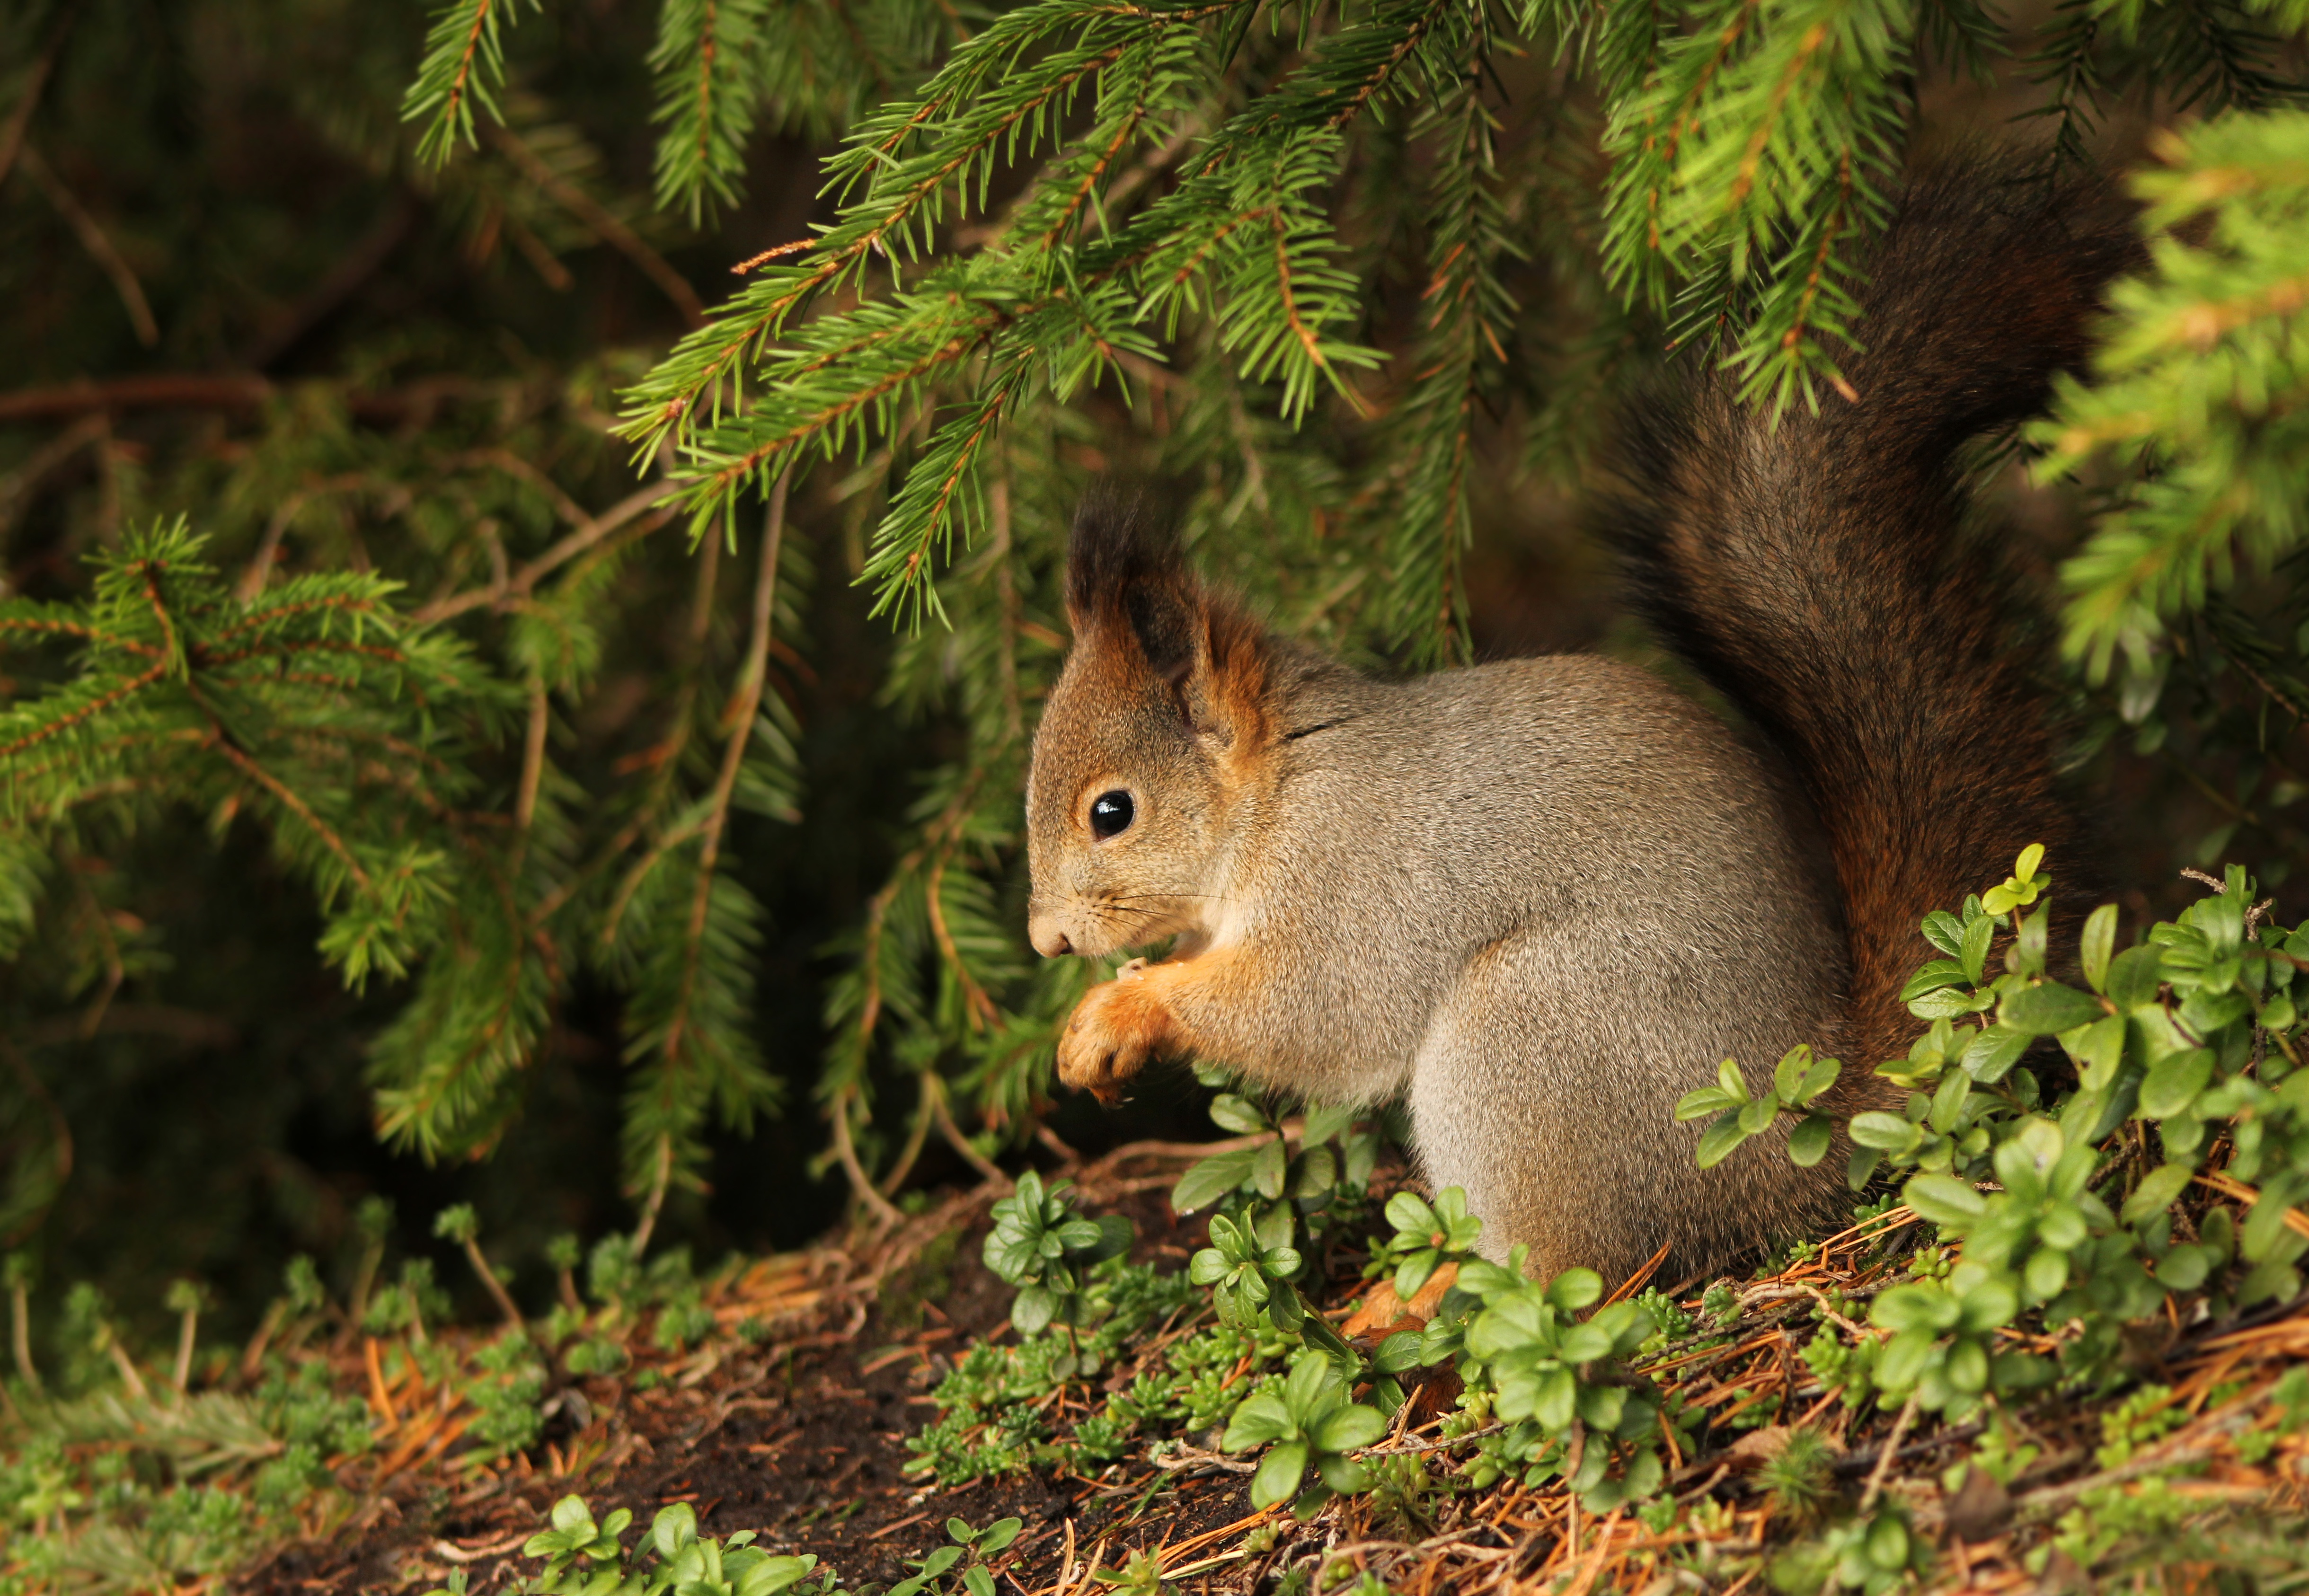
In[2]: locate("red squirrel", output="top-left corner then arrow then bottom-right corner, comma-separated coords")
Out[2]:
1023,163 -> 2140,1283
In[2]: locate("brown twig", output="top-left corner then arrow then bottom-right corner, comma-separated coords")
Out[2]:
414,479 -> 679,625
931,1073 -> 1010,1187
630,1133 -> 676,1256
457,1234 -> 530,1339
1858,1389 -> 1919,1513
20,145 -> 159,347
0,372 -> 501,426
0,6 -> 74,192
487,123 -> 705,327
833,1084 -> 907,1230
513,676 -> 550,836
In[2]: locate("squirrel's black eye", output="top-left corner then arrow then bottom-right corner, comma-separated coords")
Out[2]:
1089,790 -> 1135,839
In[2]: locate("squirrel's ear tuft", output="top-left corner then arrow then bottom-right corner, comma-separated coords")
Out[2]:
1064,487 -> 1272,758
1065,487 -> 1181,617
1066,487 -> 1197,686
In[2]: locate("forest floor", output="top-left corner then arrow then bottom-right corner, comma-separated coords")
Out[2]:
20,1138 -> 2309,1596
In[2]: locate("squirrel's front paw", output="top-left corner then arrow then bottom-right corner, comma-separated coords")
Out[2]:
1057,977 -> 1172,1105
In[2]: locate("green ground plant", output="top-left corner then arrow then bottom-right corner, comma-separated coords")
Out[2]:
981,1171 -> 1134,1345
483,1498 -> 843,1596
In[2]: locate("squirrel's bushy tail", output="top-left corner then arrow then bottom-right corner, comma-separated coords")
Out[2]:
1600,163 -> 2143,1073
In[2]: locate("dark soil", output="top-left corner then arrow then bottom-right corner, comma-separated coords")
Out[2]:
227,1152 -> 2309,1596
236,1169 -> 1259,1596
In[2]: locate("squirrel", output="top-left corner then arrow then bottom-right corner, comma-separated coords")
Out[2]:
1023,162 -> 2145,1285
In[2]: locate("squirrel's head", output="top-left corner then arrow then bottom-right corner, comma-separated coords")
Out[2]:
1026,494 -> 1275,961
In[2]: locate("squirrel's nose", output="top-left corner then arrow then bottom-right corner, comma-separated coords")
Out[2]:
1028,915 -> 1073,958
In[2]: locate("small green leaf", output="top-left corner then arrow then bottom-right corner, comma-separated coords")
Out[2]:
1011,1284 -> 1058,1336
2106,944 -> 2165,1009
1530,1365 -> 1578,1431
1956,1276 -> 2017,1332
1222,1392 -> 1291,1450
1787,1113 -> 1833,1167
1172,1148 -> 1257,1213
1911,985 -> 1993,1020
2002,982 -> 2106,1037
1903,1173 -> 1987,1228
1849,1111 -> 1919,1151
1252,1137 -> 1287,1200
1546,1268 -> 1603,1312
2024,1247 -> 2069,1299
1251,1441 -> 1309,1509
1673,1085 -> 1736,1122
2081,905 -> 2119,992
1309,1403 -> 1385,1452
1385,1191 -> 1439,1237
1694,1109 -> 1752,1168
1961,911 -> 1995,986
1208,1093 -> 1270,1135
2155,1243 -> 2211,1290
1772,1045 -> 1813,1102
1922,911 -> 1966,955
653,1502 -> 698,1560
2139,1049 -> 2215,1120
1961,1024 -> 2031,1083
1902,960 -> 1972,1002
1375,1330 -> 1424,1373
1790,1053 -> 1842,1105
1872,1283 -> 1961,1334
2121,1163 -> 2198,1226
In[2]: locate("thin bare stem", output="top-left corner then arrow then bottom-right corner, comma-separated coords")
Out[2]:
172,1300 -> 199,1393
21,145 -> 158,347
9,1282 -> 42,1398
832,1084 -> 906,1229
489,124 -> 705,326
631,1133 -> 675,1255
931,1073 -> 1009,1186
460,1235 -> 530,1336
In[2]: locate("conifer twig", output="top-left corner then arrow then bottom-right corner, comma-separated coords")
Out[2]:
20,146 -> 159,348
488,123 -> 705,326
0,5 -> 74,193
631,1134 -> 675,1255
1859,1389 -> 1920,1512
832,1084 -> 907,1229
7,1276 -> 41,1399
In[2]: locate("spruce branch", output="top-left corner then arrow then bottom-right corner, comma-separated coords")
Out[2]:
1377,74 -> 1522,666
405,0 -> 539,166
2042,113 -> 2309,679
609,482 -> 796,1194
650,0 -> 773,224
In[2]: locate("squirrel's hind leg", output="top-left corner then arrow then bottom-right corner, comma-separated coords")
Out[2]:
1405,965 -> 1842,1287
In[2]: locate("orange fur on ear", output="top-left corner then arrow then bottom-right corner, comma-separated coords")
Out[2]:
1185,606 -> 1272,760
1066,490 -> 1274,763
